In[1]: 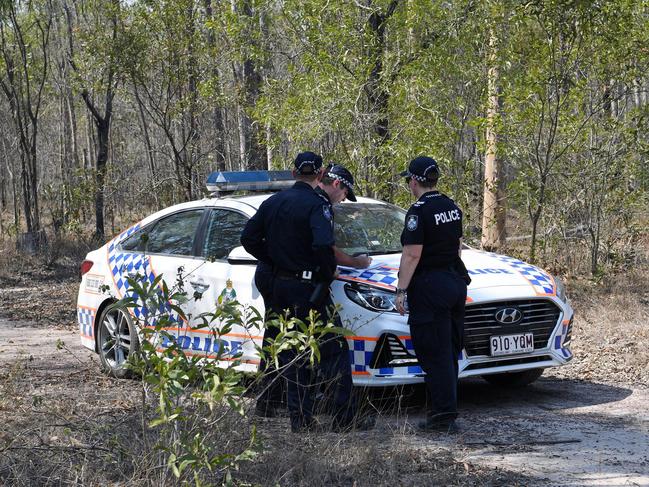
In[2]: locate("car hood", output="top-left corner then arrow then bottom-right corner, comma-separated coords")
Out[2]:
336,249 -> 556,296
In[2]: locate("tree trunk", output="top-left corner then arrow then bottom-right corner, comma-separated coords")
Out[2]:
204,0 -> 227,172
133,85 -> 160,208
481,25 -> 506,251
82,88 -> 114,243
367,5 -> 393,147
0,3 -> 51,242
236,0 -> 266,171
365,1 -> 398,199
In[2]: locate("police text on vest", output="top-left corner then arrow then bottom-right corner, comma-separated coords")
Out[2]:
434,210 -> 460,225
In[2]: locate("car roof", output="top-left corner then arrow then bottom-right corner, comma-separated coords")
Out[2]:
136,192 -> 398,230
205,193 -> 386,210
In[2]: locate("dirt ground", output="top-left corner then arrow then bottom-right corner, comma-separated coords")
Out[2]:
0,262 -> 648,485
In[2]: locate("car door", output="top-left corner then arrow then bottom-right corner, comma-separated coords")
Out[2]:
189,207 -> 263,371
118,208 -> 207,327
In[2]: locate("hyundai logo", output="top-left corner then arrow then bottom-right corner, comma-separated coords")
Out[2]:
494,307 -> 523,324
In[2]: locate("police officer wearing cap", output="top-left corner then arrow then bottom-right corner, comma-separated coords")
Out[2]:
395,156 -> 468,434
254,164 -> 370,420
240,151 -> 337,432
313,163 -> 374,430
316,164 -> 371,269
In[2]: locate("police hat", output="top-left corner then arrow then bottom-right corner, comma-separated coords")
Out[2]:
400,156 -> 440,182
325,163 -> 357,201
294,151 -> 323,175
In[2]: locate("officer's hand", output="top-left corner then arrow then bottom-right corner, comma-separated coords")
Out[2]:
396,292 -> 407,315
355,254 -> 372,268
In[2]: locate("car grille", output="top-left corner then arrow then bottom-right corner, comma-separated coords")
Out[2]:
464,299 -> 561,357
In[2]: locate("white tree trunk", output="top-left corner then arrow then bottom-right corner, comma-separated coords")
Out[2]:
481,24 -> 506,251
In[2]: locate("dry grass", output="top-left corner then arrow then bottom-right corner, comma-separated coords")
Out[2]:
0,241 -> 81,328
0,349 -> 530,486
1,235 -> 648,485
545,269 -> 649,386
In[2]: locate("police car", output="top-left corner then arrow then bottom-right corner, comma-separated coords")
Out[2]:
77,171 -> 573,387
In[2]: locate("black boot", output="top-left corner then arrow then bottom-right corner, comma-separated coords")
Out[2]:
417,418 -> 459,434
255,401 -> 277,418
290,415 -> 316,433
331,414 -> 376,432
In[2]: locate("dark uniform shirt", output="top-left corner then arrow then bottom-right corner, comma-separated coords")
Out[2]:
314,186 -> 335,219
241,181 -> 336,282
400,191 -> 462,271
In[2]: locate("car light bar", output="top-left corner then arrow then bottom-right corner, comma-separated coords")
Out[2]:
206,170 -> 294,194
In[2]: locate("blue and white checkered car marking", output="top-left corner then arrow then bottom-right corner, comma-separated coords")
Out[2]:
78,306 -> 96,338
486,253 -> 555,296
554,320 -> 572,359
107,223 -> 183,325
338,266 -> 398,290
348,336 -> 424,377
349,337 -> 375,375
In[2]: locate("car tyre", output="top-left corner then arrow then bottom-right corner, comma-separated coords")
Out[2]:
97,304 -> 139,379
482,368 -> 543,388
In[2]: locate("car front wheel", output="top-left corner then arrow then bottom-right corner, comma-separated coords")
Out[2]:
97,304 -> 139,378
482,368 -> 543,388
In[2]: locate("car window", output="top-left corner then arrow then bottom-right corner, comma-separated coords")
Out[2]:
203,209 -> 249,260
145,209 -> 204,256
333,203 -> 406,255
120,227 -> 148,251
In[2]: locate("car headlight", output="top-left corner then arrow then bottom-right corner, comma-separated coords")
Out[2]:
554,276 -> 567,302
344,283 -> 403,313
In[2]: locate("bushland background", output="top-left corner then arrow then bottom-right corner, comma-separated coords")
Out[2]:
1,0 -> 648,485
0,0 -> 647,271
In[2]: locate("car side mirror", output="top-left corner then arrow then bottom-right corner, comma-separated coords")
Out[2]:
227,246 -> 258,265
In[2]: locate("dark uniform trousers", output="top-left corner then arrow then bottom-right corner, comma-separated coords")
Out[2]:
408,269 -> 467,423
254,263 -> 284,412
315,299 -> 356,427
272,277 -> 355,427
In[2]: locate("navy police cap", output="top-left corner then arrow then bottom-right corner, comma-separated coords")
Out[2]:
326,163 -> 357,202
400,156 -> 440,182
294,151 -> 323,175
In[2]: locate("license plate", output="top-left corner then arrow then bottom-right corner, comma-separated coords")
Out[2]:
490,333 -> 534,356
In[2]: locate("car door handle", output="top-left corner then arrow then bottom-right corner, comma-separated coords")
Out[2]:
190,279 -> 210,291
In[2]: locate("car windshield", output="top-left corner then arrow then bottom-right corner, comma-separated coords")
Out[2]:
333,202 -> 406,255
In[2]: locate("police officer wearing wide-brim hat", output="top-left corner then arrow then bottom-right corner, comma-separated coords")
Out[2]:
240,151 -> 337,432
395,156 -> 468,434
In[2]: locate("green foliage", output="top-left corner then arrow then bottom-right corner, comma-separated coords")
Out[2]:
113,266 -> 339,484
2,0 -> 648,273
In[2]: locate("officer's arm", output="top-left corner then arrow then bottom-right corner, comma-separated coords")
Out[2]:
310,204 -> 337,281
240,209 -> 269,263
333,246 -> 372,268
396,245 -> 423,290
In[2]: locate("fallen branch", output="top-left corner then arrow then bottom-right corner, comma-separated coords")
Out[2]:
464,438 -> 581,447
5,444 -> 112,453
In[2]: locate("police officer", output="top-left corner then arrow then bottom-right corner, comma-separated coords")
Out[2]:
314,163 -> 374,430
316,164 -> 372,269
240,151 -> 337,432
395,156 -> 468,434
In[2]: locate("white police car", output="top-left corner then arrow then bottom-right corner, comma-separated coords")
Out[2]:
77,171 -> 573,387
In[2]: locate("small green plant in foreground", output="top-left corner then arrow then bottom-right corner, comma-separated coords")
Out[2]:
115,270 -> 343,485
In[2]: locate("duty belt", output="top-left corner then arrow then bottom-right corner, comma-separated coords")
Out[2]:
274,268 -> 315,282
